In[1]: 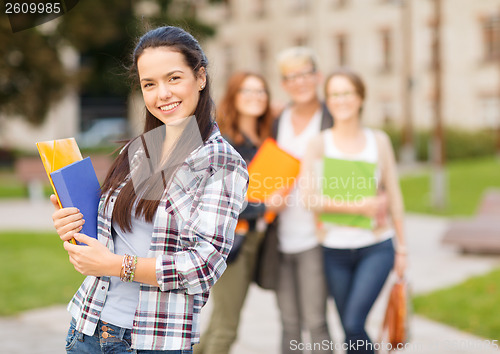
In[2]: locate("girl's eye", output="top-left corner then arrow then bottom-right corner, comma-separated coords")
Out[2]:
143,83 -> 154,89
169,76 -> 181,82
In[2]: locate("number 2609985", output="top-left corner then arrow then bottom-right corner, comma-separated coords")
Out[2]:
5,2 -> 61,14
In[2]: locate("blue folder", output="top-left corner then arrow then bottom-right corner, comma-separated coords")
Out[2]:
50,157 -> 101,244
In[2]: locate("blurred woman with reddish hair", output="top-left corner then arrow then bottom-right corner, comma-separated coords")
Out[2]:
195,72 -> 274,354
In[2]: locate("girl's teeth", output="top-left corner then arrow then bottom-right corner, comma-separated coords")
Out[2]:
160,102 -> 180,111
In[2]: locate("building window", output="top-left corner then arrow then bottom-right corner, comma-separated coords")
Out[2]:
289,0 -> 309,13
479,97 -> 500,128
332,0 -> 349,9
223,44 -> 234,83
223,0 -> 233,20
335,34 -> 348,67
380,99 -> 396,126
427,21 -> 436,70
294,36 -> 308,47
254,0 -> 265,18
380,29 -> 393,72
257,41 -> 268,76
482,16 -> 500,62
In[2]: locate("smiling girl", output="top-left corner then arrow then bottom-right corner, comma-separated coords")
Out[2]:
50,26 -> 248,353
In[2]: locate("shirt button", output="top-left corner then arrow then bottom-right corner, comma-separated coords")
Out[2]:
101,286 -> 105,290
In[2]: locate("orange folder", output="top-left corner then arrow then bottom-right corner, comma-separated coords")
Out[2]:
247,138 -> 300,222
36,138 -> 83,244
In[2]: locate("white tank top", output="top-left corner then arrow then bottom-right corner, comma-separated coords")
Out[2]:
321,128 -> 393,249
276,107 -> 322,254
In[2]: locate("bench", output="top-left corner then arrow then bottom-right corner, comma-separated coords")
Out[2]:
14,157 -> 48,202
442,189 -> 500,253
15,155 -> 112,202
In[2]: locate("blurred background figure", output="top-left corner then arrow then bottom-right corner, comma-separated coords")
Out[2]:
301,68 -> 406,354
195,71 -> 274,354
269,46 -> 334,354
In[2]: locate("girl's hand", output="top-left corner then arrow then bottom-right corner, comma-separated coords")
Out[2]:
50,194 -> 85,242
375,191 -> 389,228
63,233 -> 120,277
264,187 -> 291,213
394,251 -> 407,278
359,193 -> 388,218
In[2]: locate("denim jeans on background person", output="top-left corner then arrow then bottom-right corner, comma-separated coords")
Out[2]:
277,246 -> 332,354
66,319 -> 193,354
323,238 -> 395,354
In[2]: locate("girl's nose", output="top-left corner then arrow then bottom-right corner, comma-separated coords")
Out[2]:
158,83 -> 172,100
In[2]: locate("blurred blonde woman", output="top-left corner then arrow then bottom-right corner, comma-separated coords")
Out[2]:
271,47 -> 334,354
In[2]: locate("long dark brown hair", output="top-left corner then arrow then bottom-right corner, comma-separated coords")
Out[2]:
217,72 -> 273,145
100,26 -> 215,232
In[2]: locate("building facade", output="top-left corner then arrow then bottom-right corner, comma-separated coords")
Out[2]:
198,0 -> 500,131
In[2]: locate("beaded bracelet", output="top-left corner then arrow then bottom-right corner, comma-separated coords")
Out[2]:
120,254 -> 138,282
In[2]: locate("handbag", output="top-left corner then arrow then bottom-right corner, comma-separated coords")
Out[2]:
253,218 -> 280,291
226,233 -> 245,264
380,278 -> 409,349
227,219 -> 250,265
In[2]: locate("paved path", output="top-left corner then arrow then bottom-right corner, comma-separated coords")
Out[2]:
0,200 -> 499,353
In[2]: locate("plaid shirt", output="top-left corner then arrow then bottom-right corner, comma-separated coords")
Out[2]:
68,125 -> 248,350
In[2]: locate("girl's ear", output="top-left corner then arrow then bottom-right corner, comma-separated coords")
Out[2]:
197,67 -> 207,90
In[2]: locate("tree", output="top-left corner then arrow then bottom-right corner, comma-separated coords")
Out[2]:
0,17 -> 67,125
0,0 -> 216,126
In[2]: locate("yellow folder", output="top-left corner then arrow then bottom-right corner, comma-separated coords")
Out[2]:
36,138 -> 83,244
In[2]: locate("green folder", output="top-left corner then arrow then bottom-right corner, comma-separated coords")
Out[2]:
320,157 -> 377,229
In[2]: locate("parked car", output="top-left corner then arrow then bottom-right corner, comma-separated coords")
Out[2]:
78,118 -> 129,148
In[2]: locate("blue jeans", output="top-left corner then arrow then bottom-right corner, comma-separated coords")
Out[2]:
323,239 -> 395,354
66,319 -> 193,354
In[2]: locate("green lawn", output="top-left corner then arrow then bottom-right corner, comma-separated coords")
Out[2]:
0,171 -> 52,199
0,171 -> 28,198
413,268 -> 500,340
400,157 -> 500,216
0,231 -> 84,316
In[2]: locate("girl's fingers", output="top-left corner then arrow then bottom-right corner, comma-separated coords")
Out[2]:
61,224 -> 84,241
53,211 -> 83,228
52,208 -> 81,222
54,216 -> 85,239
59,220 -> 84,238
50,194 -> 60,210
